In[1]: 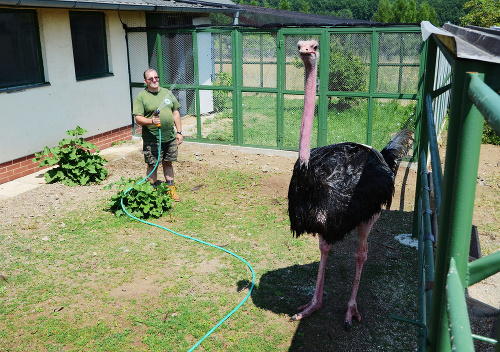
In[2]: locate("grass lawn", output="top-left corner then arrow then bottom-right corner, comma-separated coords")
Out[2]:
0,144 -> 419,351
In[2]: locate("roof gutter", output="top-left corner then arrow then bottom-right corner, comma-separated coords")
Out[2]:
0,0 -> 242,13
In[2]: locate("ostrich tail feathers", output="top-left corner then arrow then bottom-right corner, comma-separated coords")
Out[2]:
380,129 -> 414,172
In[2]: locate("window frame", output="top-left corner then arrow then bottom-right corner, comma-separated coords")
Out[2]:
0,9 -> 46,92
69,11 -> 112,81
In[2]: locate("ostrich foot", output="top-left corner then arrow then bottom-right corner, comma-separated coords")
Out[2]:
344,301 -> 362,331
290,300 -> 321,321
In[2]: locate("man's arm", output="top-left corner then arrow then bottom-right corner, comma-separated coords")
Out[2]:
173,110 -> 183,145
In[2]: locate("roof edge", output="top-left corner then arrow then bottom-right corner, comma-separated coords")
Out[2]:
0,0 -> 241,13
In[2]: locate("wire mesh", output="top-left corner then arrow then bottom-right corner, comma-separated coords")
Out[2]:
328,33 -> 371,92
284,34 -> 320,91
200,90 -> 234,142
211,33 -> 233,86
432,49 -> 452,135
377,32 -> 421,94
372,98 -> 417,150
127,26 -> 422,149
242,92 -> 277,146
282,94 -> 318,149
326,97 -> 368,145
161,33 -> 195,86
242,33 -> 277,88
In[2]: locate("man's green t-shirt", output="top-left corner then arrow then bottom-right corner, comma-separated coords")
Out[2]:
133,88 -> 181,143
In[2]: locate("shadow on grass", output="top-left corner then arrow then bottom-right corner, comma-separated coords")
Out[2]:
239,210 -> 419,352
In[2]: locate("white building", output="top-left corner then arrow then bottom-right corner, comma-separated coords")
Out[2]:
0,0 -> 239,184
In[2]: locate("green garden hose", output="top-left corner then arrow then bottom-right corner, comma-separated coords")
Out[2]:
120,127 -> 255,351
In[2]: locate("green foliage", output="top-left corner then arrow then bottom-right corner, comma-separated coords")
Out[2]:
328,41 -> 368,107
372,0 -> 439,24
213,72 -> 233,112
433,0 -> 467,25
482,122 -> 500,145
278,0 -> 290,10
105,177 -> 174,219
372,0 -> 394,22
417,1 -> 439,24
33,126 -> 108,187
460,0 -> 500,27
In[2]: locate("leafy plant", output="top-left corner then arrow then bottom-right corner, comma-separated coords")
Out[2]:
105,177 -> 173,219
213,72 -> 233,112
482,121 -> 500,146
33,126 -> 108,186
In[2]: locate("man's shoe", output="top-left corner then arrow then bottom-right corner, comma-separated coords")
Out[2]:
167,185 -> 181,202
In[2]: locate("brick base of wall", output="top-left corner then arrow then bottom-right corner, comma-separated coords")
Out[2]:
0,125 -> 133,185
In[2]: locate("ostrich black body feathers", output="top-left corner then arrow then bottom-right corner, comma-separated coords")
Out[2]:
288,130 -> 412,245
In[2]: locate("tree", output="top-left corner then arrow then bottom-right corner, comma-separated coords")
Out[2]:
417,1 -> 439,25
460,0 -> 500,27
299,0 -> 310,13
372,0 -> 394,22
278,0 -> 290,10
335,8 -> 354,18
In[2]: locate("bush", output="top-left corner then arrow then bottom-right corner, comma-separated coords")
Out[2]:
213,72 -> 232,112
105,177 -> 173,219
33,126 -> 108,186
482,122 -> 500,145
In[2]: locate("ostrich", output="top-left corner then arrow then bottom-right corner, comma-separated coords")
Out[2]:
288,40 -> 413,330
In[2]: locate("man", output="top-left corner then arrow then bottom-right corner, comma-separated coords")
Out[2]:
133,68 -> 183,201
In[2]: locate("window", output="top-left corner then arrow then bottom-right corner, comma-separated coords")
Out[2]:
70,11 -> 109,80
0,10 -> 45,90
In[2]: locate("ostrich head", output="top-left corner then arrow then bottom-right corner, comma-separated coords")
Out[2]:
297,40 -> 319,166
297,40 -> 319,68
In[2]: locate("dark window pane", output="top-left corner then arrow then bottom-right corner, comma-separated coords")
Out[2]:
70,12 -> 108,79
0,10 -> 44,89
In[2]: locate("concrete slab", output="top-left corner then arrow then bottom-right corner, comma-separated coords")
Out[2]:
0,169 -> 47,200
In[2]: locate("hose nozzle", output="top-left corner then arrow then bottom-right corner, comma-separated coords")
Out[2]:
154,109 -> 161,127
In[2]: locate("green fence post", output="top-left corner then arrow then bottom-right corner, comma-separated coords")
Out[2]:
446,258 -> 475,351
233,29 -> 243,145
317,30 -> 330,148
428,62 -> 485,352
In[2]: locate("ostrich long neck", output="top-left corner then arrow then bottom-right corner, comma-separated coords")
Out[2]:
298,56 -> 317,165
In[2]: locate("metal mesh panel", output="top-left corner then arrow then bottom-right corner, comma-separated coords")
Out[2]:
210,33 -> 233,86
326,97 -> 368,145
377,32 -> 421,94
242,33 -> 277,88
242,92 -> 277,146
372,98 -> 417,150
328,33 -> 371,92
127,32 -> 150,83
161,33 -> 194,85
200,90 -> 233,142
285,35 -> 320,91
282,94 -> 318,149
432,49 -> 452,134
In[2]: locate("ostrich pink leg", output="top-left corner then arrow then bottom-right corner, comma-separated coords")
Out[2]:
291,234 -> 332,321
344,212 -> 380,330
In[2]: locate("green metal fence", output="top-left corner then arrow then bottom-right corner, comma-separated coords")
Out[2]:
414,23 -> 500,352
125,25 -> 421,151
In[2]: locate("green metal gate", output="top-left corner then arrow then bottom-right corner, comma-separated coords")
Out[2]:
126,25 -> 421,151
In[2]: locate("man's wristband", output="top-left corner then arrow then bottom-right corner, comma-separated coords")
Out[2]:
177,131 -> 182,135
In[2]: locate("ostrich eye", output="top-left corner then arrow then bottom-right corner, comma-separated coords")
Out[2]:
314,45 -> 318,50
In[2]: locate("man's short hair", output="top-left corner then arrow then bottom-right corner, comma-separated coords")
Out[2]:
144,68 -> 157,80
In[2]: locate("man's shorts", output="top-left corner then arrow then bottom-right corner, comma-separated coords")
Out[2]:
142,139 -> 178,165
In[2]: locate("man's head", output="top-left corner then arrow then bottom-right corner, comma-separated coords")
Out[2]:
144,68 -> 159,92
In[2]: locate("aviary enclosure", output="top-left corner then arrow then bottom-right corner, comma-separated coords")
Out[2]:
124,19 -> 500,351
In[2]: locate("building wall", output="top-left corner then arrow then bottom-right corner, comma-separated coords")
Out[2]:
0,8 -> 143,184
